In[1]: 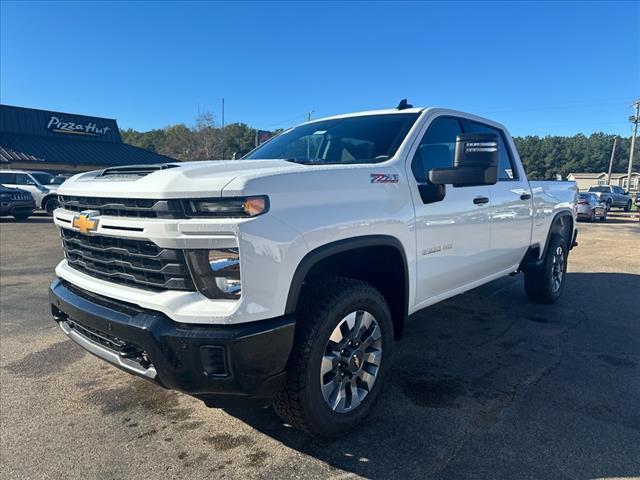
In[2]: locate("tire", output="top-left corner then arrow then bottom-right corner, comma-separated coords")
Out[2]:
600,211 -> 607,222
524,233 -> 568,305
274,277 -> 393,439
624,201 -> 631,212
43,197 -> 58,215
12,212 -> 31,221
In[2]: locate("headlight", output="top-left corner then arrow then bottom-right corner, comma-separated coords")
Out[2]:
183,196 -> 268,218
185,248 -> 241,299
0,193 -> 10,200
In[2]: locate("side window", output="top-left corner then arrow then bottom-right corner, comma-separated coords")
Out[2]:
462,120 -> 518,181
411,117 -> 462,183
0,172 -> 17,184
15,174 -> 34,185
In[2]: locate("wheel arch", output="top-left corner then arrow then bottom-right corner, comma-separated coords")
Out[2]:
41,194 -> 58,209
285,235 -> 409,339
545,211 -> 575,255
520,210 -> 575,271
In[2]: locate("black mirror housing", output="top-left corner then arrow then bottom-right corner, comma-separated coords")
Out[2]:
428,133 -> 499,187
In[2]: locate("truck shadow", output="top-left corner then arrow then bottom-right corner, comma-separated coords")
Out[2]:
224,272 -> 640,479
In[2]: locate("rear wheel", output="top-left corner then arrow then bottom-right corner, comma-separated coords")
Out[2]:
524,234 -> 568,304
274,277 -> 393,439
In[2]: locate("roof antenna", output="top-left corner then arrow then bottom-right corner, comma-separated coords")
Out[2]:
396,99 -> 413,110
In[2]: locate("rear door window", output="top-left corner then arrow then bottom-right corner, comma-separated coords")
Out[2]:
15,173 -> 34,185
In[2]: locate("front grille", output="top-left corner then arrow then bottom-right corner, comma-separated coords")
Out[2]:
61,228 -> 195,292
58,195 -> 184,218
10,193 -> 31,201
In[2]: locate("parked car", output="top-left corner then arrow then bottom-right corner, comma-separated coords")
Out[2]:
576,192 -> 607,222
0,170 -> 62,214
49,104 -> 578,438
587,185 -> 632,211
54,174 -> 72,185
0,184 -> 36,220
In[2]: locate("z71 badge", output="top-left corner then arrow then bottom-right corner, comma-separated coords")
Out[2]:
370,173 -> 399,184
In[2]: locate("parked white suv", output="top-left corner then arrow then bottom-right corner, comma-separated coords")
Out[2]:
0,170 -> 61,213
49,104 -> 578,438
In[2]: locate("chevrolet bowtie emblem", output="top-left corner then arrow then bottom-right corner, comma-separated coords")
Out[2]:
72,211 -> 99,234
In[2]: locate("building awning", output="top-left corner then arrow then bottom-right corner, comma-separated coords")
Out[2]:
0,132 -> 173,167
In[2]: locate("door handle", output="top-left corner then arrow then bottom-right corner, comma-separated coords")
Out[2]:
473,196 -> 489,205
520,193 -> 532,200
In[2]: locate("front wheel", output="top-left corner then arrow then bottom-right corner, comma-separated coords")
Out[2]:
43,197 -> 58,215
274,277 -> 393,439
624,201 -> 631,212
524,234 -> 568,304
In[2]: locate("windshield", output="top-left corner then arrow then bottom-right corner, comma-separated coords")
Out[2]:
588,186 -> 609,193
31,173 -> 62,185
245,113 -> 420,164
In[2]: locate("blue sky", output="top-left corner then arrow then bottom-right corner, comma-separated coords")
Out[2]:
1,1 -> 638,137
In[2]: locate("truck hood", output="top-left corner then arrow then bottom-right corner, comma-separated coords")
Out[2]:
57,160 -> 305,198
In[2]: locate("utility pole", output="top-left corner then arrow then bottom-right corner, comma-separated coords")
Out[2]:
607,137 -> 617,185
626,99 -> 639,192
221,98 -> 225,159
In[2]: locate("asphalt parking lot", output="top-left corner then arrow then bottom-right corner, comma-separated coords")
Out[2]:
1,212 -> 639,480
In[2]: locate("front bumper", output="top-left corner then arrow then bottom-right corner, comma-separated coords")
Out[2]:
0,200 -> 36,216
50,277 -> 295,407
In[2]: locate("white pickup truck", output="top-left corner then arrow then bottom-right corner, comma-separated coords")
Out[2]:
50,104 -> 578,438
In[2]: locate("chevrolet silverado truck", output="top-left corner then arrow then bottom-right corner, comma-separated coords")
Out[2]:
50,104 -> 578,438
587,184 -> 633,211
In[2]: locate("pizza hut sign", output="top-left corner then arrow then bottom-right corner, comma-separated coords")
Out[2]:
46,116 -> 111,137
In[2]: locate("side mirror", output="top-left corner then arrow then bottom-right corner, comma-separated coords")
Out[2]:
428,133 -> 499,187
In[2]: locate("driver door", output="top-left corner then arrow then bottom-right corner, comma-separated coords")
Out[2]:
409,116 -> 493,306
